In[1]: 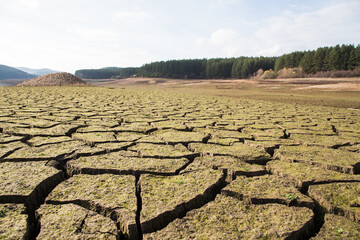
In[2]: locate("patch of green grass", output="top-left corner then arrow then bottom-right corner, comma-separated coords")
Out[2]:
38,153 -> 45,156
176,180 -> 185,185
336,228 -> 344,234
285,193 -> 298,201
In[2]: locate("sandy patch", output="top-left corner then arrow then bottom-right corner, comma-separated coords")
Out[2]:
296,83 -> 360,91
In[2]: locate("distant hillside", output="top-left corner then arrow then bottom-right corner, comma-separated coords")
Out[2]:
75,67 -> 138,79
16,67 -> 59,76
0,64 -> 37,80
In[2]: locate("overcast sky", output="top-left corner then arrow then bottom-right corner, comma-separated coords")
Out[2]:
0,0 -> 359,73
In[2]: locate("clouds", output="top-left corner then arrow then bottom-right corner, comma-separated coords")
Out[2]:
209,0 -> 241,9
14,0 -> 40,8
195,29 -> 245,57
114,9 -> 150,22
0,0 -> 359,72
255,0 -> 360,54
192,0 -> 360,58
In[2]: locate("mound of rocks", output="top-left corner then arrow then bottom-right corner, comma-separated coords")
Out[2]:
17,72 -> 87,86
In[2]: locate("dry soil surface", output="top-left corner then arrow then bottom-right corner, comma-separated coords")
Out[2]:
0,86 -> 359,239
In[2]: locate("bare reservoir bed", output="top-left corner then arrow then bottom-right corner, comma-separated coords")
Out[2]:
0,86 -> 359,239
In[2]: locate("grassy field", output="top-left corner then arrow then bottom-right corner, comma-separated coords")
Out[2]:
0,86 -> 359,239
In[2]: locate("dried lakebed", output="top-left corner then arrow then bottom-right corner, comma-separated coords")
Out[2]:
0,86 -> 359,239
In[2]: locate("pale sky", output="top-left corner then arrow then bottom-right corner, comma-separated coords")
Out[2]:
0,0 -> 359,73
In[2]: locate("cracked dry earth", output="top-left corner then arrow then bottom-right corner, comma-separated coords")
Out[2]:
0,87 -> 359,240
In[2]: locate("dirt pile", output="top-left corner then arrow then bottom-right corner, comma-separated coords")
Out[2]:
17,72 -> 87,86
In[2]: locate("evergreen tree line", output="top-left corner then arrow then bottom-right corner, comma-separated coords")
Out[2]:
74,44 -> 360,79
138,57 -> 277,79
275,44 -> 360,74
75,67 -> 138,79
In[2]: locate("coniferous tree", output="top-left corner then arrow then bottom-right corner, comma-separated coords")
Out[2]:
328,45 -> 341,70
348,45 -> 360,70
313,47 -> 327,72
300,51 -> 316,74
274,57 -> 286,72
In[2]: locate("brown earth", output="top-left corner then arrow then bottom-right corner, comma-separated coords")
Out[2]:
86,77 -> 360,91
85,77 -> 360,109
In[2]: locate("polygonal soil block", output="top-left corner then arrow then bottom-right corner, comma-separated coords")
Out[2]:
185,120 -> 218,128
193,127 -> 248,139
144,195 -> 314,239
308,182 -> 360,223
207,137 -> 240,146
136,135 -> 167,144
81,119 -> 119,128
0,134 -> 24,144
246,123 -> 278,130
67,151 -> 188,176
151,129 -> 207,144
267,160 -> 360,193
211,122 -> 245,131
195,155 -> 266,177
242,127 -> 285,139
45,174 -> 138,238
338,132 -> 360,143
275,145 -> 360,174
0,123 -> 29,133
311,214 -> 360,239
41,115 -> 76,122
290,134 -> 352,148
72,132 -> 116,144
222,175 -> 314,208
4,123 -> 82,136
112,123 -> 154,133
149,120 -> 188,130
11,118 -> 60,128
286,126 -> 335,135
128,143 -> 194,158
339,144 -> 360,153
115,132 -> 146,142
27,136 -> 72,147
333,124 -> 360,135
0,141 -> 27,159
245,139 -> 299,149
188,142 -> 271,164
95,142 -> 134,152
76,126 -> 112,133
36,204 -> 117,240
4,141 -> 88,160
0,204 -> 28,239
0,161 -> 64,209
140,164 -> 225,233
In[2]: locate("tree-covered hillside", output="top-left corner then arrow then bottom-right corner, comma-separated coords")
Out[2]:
0,64 -> 36,80
74,44 -> 360,79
